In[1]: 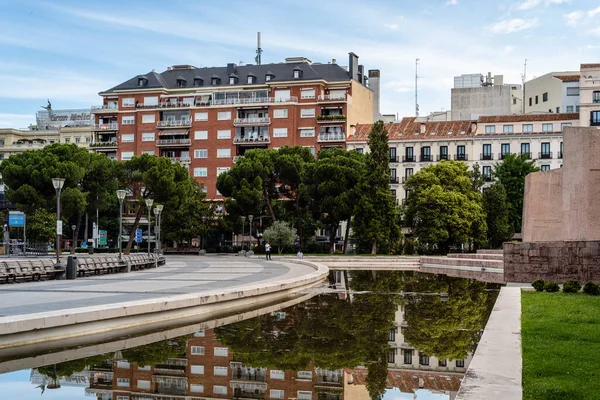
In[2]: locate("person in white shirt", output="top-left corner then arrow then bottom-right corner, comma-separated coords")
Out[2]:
265,241 -> 272,260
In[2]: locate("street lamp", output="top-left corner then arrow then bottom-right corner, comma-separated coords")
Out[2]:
71,224 -> 76,253
145,198 -> 154,255
201,215 -> 207,250
248,215 -> 254,250
156,204 -> 164,253
116,189 -> 127,260
241,216 -> 246,251
52,178 -> 65,269
153,206 -> 159,253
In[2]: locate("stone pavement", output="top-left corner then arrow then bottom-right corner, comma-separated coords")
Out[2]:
0,255 -> 315,318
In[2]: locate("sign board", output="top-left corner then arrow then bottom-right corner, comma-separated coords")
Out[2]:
8,212 -> 25,227
135,228 -> 143,243
57,220 -> 63,235
82,241 -> 87,249
99,230 -> 107,246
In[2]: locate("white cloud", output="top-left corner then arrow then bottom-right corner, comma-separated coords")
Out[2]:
564,11 -> 584,26
589,26 -> 600,36
588,6 -> 600,17
446,0 -> 458,6
516,0 -> 570,9
384,23 -> 399,30
491,18 -> 538,34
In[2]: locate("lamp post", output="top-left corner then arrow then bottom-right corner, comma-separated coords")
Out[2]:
156,204 -> 164,253
241,216 -> 246,251
153,206 -> 159,253
201,215 -> 207,250
145,198 -> 154,255
71,224 -> 76,253
116,190 -> 127,260
248,215 -> 254,250
52,178 -> 65,268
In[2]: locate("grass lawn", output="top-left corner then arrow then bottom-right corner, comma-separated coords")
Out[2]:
522,291 -> 600,400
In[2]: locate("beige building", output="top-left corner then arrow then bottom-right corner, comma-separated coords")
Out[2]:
524,71 -> 580,114
579,63 -> 600,128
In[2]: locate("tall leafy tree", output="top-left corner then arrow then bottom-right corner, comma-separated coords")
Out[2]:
483,182 -> 514,248
352,122 -> 401,254
262,221 -> 296,254
162,181 -> 212,246
494,153 -> 540,233
404,161 -> 487,253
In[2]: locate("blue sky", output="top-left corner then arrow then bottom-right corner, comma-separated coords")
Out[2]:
0,0 -> 599,128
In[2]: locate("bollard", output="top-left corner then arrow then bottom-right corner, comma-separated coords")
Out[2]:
66,255 -> 78,280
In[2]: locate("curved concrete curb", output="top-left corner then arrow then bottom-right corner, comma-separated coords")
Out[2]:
0,259 -> 328,352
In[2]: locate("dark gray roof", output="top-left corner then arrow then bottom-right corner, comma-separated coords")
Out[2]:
103,62 -> 352,92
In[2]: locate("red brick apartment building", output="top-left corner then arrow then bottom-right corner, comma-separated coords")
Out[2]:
91,53 -> 376,199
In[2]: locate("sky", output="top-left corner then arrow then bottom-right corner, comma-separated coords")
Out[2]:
0,0 -> 599,128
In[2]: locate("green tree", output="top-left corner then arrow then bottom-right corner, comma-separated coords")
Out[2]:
352,122 -> 401,254
468,162 -> 486,192
483,183 -> 514,248
262,221 -> 296,254
494,153 -> 540,233
26,209 -> 56,242
404,161 -> 487,254
162,181 -> 212,247
121,336 -> 190,366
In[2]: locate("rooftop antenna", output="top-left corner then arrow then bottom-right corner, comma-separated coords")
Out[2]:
415,58 -> 420,117
255,32 -> 263,65
522,59 -> 528,114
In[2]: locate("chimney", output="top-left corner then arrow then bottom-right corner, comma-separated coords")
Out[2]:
332,58 -> 337,64
420,123 -> 426,134
369,69 -> 381,121
358,65 -> 364,84
348,52 -> 359,81
227,63 -> 237,74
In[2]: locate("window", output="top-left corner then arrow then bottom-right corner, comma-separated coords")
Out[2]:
117,396 -> 130,400
482,144 -> 492,160
122,115 -> 135,125
217,167 -> 230,175
117,378 -> 130,387
193,168 -> 207,177
270,389 -> 284,399
297,371 -> 312,379
485,125 -> 496,134
566,87 -> 580,96
229,77 -> 235,85
456,359 -> 465,368
297,391 -> 312,400
439,145 -> 448,160
190,365 -> 205,374
194,149 -> 208,158
535,95 -> 539,104
194,329 -> 205,337
121,151 -> 134,161
190,384 -> 204,393
121,134 -> 134,143
194,130 -> 208,140
270,370 -> 285,380
273,128 -> 288,137
560,141 -> 564,158
301,108 -> 315,118
403,349 -> 413,364
503,125 -> 514,133
142,150 -> 155,155
438,359 -> 447,367
521,143 -> 530,157
593,91 -> 600,103
592,111 -> 600,126
142,114 -> 155,124
195,112 -> 208,121
75,137 -> 81,143
483,166 -> 492,180
191,345 -> 205,355
541,165 -> 550,171
419,352 -> 430,366
265,74 -> 273,82
522,124 -> 533,133
556,106 -> 560,113
194,78 -> 203,87
64,137 -> 70,143
293,70 -> 301,79
541,142 -> 551,155
137,380 -> 151,390
300,128 -> 315,137
421,146 -> 431,161
247,75 -> 254,84
405,168 -> 413,180
274,89 -> 291,102
214,347 -> 229,357
456,145 -> 466,161
142,132 -> 155,141
543,92 -> 548,102
388,349 -> 396,363
501,143 -> 510,158
211,77 -> 220,85
273,109 -> 288,118
404,146 -> 414,162
217,129 -> 231,139
138,365 -> 151,371
301,88 -> 316,99
217,148 -> 231,158
542,123 -> 553,132
214,366 -> 228,376
213,385 -> 227,395
566,106 -> 574,112
529,97 -> 532,107
122,97 -> 135,107
576,105 -> 580,112
218,111 -> 231,120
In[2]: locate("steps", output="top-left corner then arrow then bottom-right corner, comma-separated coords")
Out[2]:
447,253 -> 504,261
476,249 -> 504,255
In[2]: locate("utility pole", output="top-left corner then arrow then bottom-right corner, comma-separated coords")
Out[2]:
415,58 -> 420,117
255,32 -> 263,65
522,59 -> 528,114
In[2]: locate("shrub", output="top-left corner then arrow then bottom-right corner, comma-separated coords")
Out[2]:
403,238 -> 415,255
531,279 -> 545,292
583,282 -> 600,296
544,281 -> 560,293
562,280 -> 581,294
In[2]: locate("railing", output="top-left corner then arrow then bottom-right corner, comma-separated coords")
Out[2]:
11,142 -> 47,148
480,153 -> 494,160
402,176 -> 411,183
499,153 -> 510,160
318,94 -> 347,102
137,102 -> 193,109
390,177 -> 399,184
389,156 -> 399,163
484,175 -> 493,182
212,96 -> 297,106
91,105 -> 118,111
89,142 -> 118,148
317,114 -> 347,122
232,372 -> 267,382
233,136 -> 270,144
519,152 -> 532,159
156,138 -> 192,146
156,120 -> 191,128
402,155 -> 415,162
539,152 -> 553,159
558,151 -> 563,158
233,117 -> 271,126
93,123 -> 118,130
453,154 -> 468,161
436,154 -> 449,161
169,156 -> 191,163
317,133 -> 345,142
420,155 -> 432,162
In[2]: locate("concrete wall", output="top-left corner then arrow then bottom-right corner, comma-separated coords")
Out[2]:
524,73 -> 562,114
522,169 -> 563,242
348,79 -> 375,129
451,85 -> 520,120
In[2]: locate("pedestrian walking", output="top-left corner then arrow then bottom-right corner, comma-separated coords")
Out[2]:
265,241 -> 272,260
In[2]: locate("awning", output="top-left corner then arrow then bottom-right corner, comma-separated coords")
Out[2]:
158,129 -> 189,136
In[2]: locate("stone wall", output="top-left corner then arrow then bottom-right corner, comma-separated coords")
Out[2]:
504,241 -> 600,283
522,169 -> 563,242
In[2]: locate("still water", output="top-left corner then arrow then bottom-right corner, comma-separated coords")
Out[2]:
0,270 -> 500,400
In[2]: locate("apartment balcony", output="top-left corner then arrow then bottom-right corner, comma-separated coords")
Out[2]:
156,138 -> 192,147
499,153 -> 510,160
89,142 -> 118,151
212,96 -> 297,106
390,177 -> 399,184
317,133 -> 346,142
91,105 -> 118,113
137,101 -> 192,110
480,153 -> 494,160
233,136 -> 270,145
232,371 -> 267,383
402,155 -> 415,163
538,152 -> 553,159
317,94 -> 347,102
519,152 -> 532,159
169,156 -> 191,164
156,120 -> 191,128
233,155 -> 245,163
11,142 -> 47,149
233,117 -> 271,126
420,155 -> 432,162
316,115 -> 347,123
436,154 -> 449,161
558,151 -> 563,158
153,359 -> 187,375
93,123 -> 118,131
453,154 -> 468,161
316,369 -> 343,385
402,176 -> 411,184
389,156 -> 399,163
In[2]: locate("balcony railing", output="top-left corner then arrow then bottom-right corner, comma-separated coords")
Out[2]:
389,156 -> 399,163
420,155 -> 432,162
156,120 -> 191,128
317,115 -> 347,123
156,138 -> 192,146
233,136 -> 270,145
453,154 -> 468,161
233,117 -> 271,126
558,151 -> 563,158
480,153 -> 494,160
317,133 -> 345,142
318,94 -> 347,102
499,153 -> 510,160
437,154 -> 449,161
169,156 -> 191,163
402,155 -> 415,162
212,97 -> 297,106
89,142 -> 118,148
519,152 -> 532,159
11,142 -> 47,148
93,123 -> 118,131
402,176 -> 412,184
539,152 -> 553,159
137,102 -> 193,109
232,371 -> 267,382
91,105 -> 118,112
484,175 -> 493,182
390,177 -> 399,184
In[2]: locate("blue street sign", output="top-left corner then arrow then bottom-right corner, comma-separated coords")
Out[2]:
8,213 -> 25,227
135,228 -> 143,243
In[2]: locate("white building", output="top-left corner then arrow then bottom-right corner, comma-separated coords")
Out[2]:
524,71 -> 580,114
579,63 -> 600,128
